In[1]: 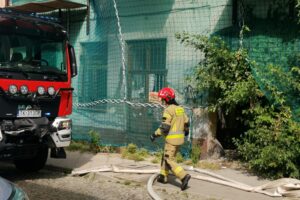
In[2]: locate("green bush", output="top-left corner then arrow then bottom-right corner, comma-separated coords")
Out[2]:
177,32 -> 300,179
234,106 -> 300,179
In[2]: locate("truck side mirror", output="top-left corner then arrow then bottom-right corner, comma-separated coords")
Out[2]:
68,44 -> 77,77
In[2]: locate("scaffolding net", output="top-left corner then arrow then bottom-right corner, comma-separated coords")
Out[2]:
43,0 -> 300,153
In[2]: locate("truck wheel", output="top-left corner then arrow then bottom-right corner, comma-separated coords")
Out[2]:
14,146 -> 48,172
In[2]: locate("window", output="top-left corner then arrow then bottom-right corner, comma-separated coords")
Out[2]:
79,42 -> 108,109
0,34 -> 67,81
127,39 -> 167,102
41,43 -> 66,72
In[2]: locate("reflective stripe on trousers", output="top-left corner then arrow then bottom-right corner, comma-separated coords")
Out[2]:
160,170 -> 169,176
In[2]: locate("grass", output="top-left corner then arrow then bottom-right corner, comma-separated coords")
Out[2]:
121,143 -> 150,161
67,140 -> 117,153
150,151 -> 184,163
67,140 -> 91,153
191,145 -> 201,165
181,192 -> 189,198
124,180 -> 131,185
66,130 -> 117,154
151,150 -> 163,164
67,134 -> 232,172
196,160 -> 221,170
176,152 -> 184,163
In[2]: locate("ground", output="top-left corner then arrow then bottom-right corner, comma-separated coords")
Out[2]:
0,162 -> 202,200
0,152 -> 297,200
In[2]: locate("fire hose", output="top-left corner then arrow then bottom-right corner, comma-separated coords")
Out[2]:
72,165 -> 300,199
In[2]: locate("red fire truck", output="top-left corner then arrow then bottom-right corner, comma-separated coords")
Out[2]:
0,9 -> 77,172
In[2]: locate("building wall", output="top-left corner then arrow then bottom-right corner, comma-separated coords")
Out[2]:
9,0 -> 234,146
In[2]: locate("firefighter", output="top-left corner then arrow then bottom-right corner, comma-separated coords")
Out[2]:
150,87 -> 191,191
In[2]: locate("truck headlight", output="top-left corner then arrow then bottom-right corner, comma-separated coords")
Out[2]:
20,85 -> 28,95
37,86 -> 45,95
51,117 -> 72,148
9,85 -> 17,94
48,87 -> 55,96
58,120 -> 72,130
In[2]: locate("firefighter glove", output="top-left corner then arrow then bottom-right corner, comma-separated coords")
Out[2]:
150,134 -> 156,142
184,122 -> 190,136
184,130 -> 189,137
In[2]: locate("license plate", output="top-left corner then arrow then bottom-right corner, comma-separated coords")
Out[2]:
17,110 -> 42,118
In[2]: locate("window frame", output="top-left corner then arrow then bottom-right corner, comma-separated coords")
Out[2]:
126,38 -> 167,102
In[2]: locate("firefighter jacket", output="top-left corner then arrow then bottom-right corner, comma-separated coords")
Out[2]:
154,104 -> 189,146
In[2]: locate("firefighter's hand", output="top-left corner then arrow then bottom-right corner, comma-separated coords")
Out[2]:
150,134 -> 156,142
184,130 -> 189,137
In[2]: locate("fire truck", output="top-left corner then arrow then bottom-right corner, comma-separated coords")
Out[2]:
0,9 -> 77,172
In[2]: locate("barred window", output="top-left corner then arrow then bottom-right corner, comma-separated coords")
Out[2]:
127,39 -> 167,102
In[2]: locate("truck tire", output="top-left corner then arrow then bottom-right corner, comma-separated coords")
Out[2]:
14,146 -> 49,172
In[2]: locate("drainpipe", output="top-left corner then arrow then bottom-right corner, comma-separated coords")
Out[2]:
86,0 -> 90,35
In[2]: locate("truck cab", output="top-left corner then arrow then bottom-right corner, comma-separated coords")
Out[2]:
0,9 -> 77,172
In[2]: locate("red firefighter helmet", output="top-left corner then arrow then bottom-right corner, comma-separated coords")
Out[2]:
158,87 -> 175,103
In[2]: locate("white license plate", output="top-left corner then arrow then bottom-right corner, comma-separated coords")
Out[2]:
17,110 -> 42,118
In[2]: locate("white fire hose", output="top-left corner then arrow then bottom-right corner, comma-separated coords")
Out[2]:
72,166 -> 300,200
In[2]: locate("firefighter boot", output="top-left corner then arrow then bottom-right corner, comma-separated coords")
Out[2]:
157,174 -> 168,184
181,174 -> 191,190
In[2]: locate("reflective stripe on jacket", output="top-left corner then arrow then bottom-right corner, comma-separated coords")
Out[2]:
155,104 -> 189,146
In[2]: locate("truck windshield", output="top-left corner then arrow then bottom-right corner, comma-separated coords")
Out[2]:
0,34 -> 67,81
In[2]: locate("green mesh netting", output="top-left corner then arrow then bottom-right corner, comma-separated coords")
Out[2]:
215,0 -> 300,120
10,0 -> 300,153
60,0 -> 213,154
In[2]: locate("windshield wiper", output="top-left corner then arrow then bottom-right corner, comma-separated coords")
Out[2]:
41,70 -> 67,81
24,69 -> 67,81
0,62 -> 9,67
0,67 -> 30,79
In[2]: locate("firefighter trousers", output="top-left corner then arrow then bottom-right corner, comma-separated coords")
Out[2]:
160,142 -> 187,181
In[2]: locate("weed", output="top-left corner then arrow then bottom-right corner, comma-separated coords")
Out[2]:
151,150 -> 163,164
197,160 -> 221,170
121,143 -> 150,161
191,145 -> 201,165
127,143 -> 137,154
182,192 -> 188,198
67,129 -> 117,154
183,159 -> 193,166
176,152 -> 184,163
99,146 -> 117,153
83,172 -> 96,181
67,141 -> 90,152
151,151 -> 185,164
89,130 -> 100,153
124,180 -> 131,185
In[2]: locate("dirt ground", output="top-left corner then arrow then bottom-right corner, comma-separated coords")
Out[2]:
2,152 -> 296,200
0,163 -> 203,200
